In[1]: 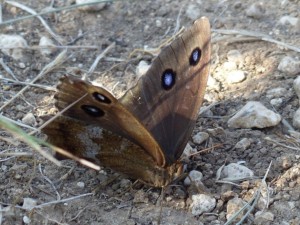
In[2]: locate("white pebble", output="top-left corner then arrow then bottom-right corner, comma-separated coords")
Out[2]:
254,211 -> 275,224
76,0 -> 108,11
0,34 -> 28,60
207,76 -> 220,91
136,60 -> 150,77
22,113 -> 36,127
227,50 -> 243,64
190,194 -> 216,216
184,170 -> 203,186
226,197 -> 247,220
234,138 -> 252,150
223,61 -> 237,71
245,3 -> 265,19
183,143 -> 197,158
39,36 -> 56,56
23,216 -> 31,224
266,87 -> 287,98
279,16 -> 299,26
228,101 -> 281,128
270,98 -> 283,107
278,56 -> 300,76
226,70 -> 246,83
77,181 -> 85,188
155,19 -> 162,28
192,132 -> 209,145
216,163 -> 254,182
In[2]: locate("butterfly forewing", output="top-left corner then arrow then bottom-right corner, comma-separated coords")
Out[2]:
120,17 -> 211,164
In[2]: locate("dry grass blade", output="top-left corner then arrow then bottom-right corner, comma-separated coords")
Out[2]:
83,42 -> 116,80
213,28 -> 300,53
0,58 -> 19,80
0,115 -> 61,166
0,77 -> 56,91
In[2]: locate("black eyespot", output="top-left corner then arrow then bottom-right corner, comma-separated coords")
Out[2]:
81,105 -> 105,117
189,47 -> 201,66
93,92 -> 111,104
161,69 -> 176,90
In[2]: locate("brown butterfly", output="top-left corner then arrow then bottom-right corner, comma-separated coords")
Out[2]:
43,17 -> 211,187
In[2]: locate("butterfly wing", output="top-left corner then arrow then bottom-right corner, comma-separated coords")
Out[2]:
46,76 -> 166,166
120,17 -> 211,164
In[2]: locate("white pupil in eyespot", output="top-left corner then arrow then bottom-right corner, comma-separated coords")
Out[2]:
89,107 -> 98,113
97,94 -> 105,101
193,50 -> 199,62
164,73 -> 173,86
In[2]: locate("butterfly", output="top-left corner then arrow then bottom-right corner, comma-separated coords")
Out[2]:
43,17 -> 211,187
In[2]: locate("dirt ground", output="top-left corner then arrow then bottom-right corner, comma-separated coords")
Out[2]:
1,0 -> 300,224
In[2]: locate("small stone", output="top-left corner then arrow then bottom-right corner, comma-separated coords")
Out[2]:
254,211 -> 274,225
207,76 -> 220,91
23,216 -> 31,224
270,98 -> 283,107
0,34 -> 28,60
216,163 -> 254,182
228,101 -> 281,128
192,132 -> 209,145
293,108 -> 300,129
190,194 -> 216,216
266,87 -> 287,98
234,138 -> 252,150
39,36 -> 56,56
144,25 -> 150,32
226,70 -> 246,83
227,50 -> 243,64
184,170 -> 203,186
278,56 -> 300,76
76,0 -> 108,12
206,127 -> 225,136
223,61 -> 237,71
22,112 -> 36,127
22,198 -> 37,210
185,4 -> 201,20
77,181 -> 85,188
155,19 -> 162,28
245,3 -> 265,19
293,76 -> 300,99
279,16 -> 299,26
226,197 -> 247,220
183,143 -> 197,158
136,60 -> 150,77
18,62 -> 26,68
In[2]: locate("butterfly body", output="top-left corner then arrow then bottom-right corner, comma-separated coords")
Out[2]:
43,17 -> 211,187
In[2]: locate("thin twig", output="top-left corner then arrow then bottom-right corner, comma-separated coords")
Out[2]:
34,193 -> 93,208
83,42 -> 116,80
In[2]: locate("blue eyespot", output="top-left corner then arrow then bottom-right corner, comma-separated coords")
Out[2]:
189,47 -> 201,66
161,69 -> 176,90
81,105 -> 105,117
93,92 -> 111,104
